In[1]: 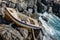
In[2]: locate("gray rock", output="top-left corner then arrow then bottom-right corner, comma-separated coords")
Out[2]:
15,3 -> 24,12
0,24 -> 23,40
15,27 -> 28,39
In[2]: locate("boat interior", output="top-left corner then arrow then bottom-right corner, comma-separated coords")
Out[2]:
5,7 -> 41,29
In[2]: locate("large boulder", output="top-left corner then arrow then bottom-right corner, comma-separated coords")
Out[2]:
15,27 -> 28,39
0,24 -> 23,40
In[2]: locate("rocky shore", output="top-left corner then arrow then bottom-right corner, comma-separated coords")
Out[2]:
0,0 -> 60,40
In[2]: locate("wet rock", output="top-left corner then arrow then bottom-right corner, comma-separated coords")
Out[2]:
0,0 -> 2,4
52,2 -> 60,18
37,1 -> 44,13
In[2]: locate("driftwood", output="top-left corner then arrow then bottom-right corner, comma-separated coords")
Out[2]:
31,29 -> 37,40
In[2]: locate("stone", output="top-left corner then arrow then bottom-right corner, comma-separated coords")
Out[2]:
15,27 -> 28,39
0,24 -> 24,40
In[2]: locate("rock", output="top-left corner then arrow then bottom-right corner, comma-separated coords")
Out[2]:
37,1 -> 44,13
15,3 -> 24,12
11,0 -> 18,3
0,0 -> 2,4
15,27 -> 28,39
0,24 -> 23,40
7,1 -> 15,8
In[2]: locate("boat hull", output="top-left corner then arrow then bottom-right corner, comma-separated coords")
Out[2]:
5,8 -> 40,29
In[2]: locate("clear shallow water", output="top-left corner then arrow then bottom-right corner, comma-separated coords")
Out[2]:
39,12 -> 60,40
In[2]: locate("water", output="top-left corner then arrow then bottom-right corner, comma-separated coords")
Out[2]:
39,12 -> 60,40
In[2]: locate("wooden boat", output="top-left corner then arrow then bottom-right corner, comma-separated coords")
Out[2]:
5,7 -> 41,29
